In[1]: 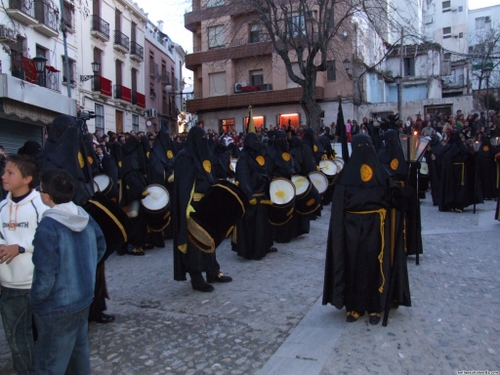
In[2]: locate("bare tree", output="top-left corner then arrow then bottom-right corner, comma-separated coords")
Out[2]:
470,22 -> 500,91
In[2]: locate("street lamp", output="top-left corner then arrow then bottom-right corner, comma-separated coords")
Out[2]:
33,55 -> 47,87
399,131 -> 430,265
483,63 -> 493,124
395,75 -> 402,117
80,61 -> 101,82
343,58 -> 352,80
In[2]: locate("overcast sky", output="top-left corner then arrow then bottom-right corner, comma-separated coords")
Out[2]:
137,0 -> 500,54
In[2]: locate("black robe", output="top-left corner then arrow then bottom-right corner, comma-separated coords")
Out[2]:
233,133 -> 273,260
477,137 -> 497,200
173,127 -> 219,281
323,134 -> 411,315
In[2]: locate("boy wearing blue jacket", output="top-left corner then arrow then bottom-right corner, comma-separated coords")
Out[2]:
30,169 -> 106,374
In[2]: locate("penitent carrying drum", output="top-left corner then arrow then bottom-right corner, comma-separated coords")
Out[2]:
188,180 -> 248,253
267,178 -> 295,226
291,175 -> 321,216
308,171 -> 329,196
83,192 -> 133,262
141,184 -> 171,232
319,160 -> 338,186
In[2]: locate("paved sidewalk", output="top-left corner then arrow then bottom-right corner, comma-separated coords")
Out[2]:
1,196 -> 499,375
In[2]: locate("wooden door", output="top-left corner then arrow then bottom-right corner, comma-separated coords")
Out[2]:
116,110 -> 123,133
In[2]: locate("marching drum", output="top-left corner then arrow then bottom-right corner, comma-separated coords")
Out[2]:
93,174 -> 113,196
267,178 -> 295,225
420,160 -> 429,175
83,192 -> 133,261
188,180 -> 248,253
319,159 -> 338,186
291,175 -> 321,215
141,184 -> 171,232
308,171 -> 329,195
333,157 -> 344,172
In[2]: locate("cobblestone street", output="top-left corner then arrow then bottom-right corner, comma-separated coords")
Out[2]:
1,196 -> 499,375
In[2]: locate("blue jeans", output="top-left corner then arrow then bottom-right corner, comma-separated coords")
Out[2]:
0,287 -> 35,375
33,306 -> 91,375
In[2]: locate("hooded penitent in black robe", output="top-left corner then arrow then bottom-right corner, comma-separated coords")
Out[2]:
323,134 -> 411,322
173,127 -> 223,287
39,115 -> 94,205
147,128 -> 177,243
233,133 -> 273,260
477,136 -> 497,200
266,131 -> 297,243
212,143 -> 235,180
426,136 -> 444,206
438,131 -> 471,212
378,130 -> 422,257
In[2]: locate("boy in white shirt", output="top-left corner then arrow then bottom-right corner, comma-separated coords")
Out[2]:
0,154 -> 48,375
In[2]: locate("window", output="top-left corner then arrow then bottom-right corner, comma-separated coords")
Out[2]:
443,27 -> 451,39
250,70 -> 264,86
249,23 -> 261,43
326,61 -> 336,81
475,17 -> 491,30
62,56 -> 76,85
95,104 -> 105,133
404,57 -> 415,76
442,1 -> 451,12
208,25 -> 225,48
132,114 -> 139,133
458,32 -> 463,38
219,118 -> 235,134
209,72 -> 226,96
458,5 -> 463,11
63,1 -> 74,30
206,0 -> 224,7
288,13 -> 306,37
443,53 -> 451,61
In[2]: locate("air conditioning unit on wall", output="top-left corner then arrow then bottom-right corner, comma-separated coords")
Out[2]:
145,108 -> 158,118
234,82 -> 248,93
0,25 -> 16,43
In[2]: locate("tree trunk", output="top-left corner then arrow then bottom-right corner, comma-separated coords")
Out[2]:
300,69 -> 323,134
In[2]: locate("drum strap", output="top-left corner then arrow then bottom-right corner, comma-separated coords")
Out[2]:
346,208 -> 387,293
87,199 -> 128,242
193,193 -> 205,202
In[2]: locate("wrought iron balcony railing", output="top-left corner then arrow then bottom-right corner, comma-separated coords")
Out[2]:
130,41 -> 143,60
113,30 -> 129,51
91,15 -> 110,39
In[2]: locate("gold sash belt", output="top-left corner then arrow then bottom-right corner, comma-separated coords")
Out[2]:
347,208 -> 387,293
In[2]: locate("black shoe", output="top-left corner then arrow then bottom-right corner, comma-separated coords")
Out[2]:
127,247 -> 145,256
192,283 -> 214,292
346,310 -> 364,322
268,246 -> 278,253
92,313 -> 115,324
207,272 -> 233,283
142,243 -> 154,250
369,313 -> 381,325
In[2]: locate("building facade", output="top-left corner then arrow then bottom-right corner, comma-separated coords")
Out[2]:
0,0 -> 77,153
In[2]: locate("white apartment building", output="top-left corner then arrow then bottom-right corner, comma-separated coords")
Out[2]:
0,0 -> 77,152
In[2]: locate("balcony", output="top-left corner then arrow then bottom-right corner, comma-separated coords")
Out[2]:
43,65 -> 60,91
114,84 -> 132,105
91,15 -> 110,42
234,83 -> 273,94
185,41 -> 273,70
132,91 -> 145,108
187,87 -> 324,114
7,0 -> 37,25
113,30 -> 129,54
32,0 -> 58,37
92,76 -> 112,98
130,41 -> 143,62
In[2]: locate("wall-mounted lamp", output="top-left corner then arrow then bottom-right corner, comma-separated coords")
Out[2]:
343,58 -> 351,71
342,30 -> 348,39
33,55 -> 47,74
80,61 -> 101,82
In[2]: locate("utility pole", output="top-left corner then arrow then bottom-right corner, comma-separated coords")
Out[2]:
398,28 -> 403,117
